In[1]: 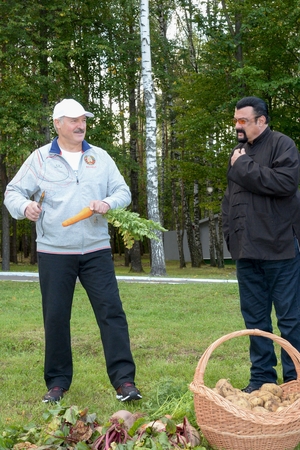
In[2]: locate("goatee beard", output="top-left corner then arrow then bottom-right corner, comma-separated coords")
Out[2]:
236,129 -> 248,144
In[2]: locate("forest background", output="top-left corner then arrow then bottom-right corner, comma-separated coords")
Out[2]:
1,0 -> 300,273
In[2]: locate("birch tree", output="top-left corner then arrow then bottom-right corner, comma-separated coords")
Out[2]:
140,0 -> 166,275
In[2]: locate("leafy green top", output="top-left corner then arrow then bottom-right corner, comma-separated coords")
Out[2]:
104,208 -> 167,249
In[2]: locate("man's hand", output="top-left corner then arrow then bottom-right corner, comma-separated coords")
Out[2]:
231,148 -> 246,166
89,200 -> 111,215
24,202 -> 42,222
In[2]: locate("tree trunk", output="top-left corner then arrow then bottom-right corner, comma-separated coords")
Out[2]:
30,222 -> 37,265
129,82 -> 143,272
216,211 -> 224,268
171,178 -> 186,268
11,220 -> 18,264
182,181 -> 201,267
124,248 -> 130,267
1,205 -> 10,270
140,0 -> 166,276
221,0 -> 245,92
182,0 -> 198,72
129,240 -> 144,273
0,153 -> 10,270
156,3 -> 168,227
193,180 -> 204,264
109,223 -> 116,256
208,209 -> 216,267
22,233 -> 30,259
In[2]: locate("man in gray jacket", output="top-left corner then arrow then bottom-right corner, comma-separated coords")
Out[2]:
222,96 -> 300,393
4,99 -> 142,403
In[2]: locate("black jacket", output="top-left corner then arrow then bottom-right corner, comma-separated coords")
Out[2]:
222,127 -> 300,260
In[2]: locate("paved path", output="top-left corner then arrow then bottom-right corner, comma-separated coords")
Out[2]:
0,271 -> 237,284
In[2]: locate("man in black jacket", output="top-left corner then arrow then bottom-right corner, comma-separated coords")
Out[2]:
222,96 -> 300,393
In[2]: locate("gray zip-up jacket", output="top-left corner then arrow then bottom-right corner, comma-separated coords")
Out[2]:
4,137 -> 131,254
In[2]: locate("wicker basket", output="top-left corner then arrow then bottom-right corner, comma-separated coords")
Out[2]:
189,329 -> 300,450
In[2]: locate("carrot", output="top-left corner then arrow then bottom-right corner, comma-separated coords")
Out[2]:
62,206 -> 93,227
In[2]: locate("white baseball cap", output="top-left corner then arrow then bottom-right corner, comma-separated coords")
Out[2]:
53,99 -> 94,119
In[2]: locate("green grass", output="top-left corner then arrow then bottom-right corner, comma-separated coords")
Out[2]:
1,259 -> 299,449
5,254 -> 238,279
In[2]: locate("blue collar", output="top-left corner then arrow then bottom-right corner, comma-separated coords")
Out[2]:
49,136 -> 92,154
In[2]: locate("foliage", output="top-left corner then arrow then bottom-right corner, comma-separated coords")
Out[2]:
105,208 -> 167,249
0,404 -> 206,450
3,0 -> 300,269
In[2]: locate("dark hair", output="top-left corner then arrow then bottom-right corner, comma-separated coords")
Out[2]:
236,96 -> 270,124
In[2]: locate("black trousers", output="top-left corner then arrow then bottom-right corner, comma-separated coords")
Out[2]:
37,249 -> 136,391
236,239 -> 300,385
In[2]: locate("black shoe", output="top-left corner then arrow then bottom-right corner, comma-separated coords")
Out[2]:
116,382 -> 142,402
42,387 -> 66,403
241,383 -> 262,394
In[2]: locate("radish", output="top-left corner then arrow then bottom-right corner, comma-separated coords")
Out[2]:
110,410 -> 136,430
92,410 -> 136,450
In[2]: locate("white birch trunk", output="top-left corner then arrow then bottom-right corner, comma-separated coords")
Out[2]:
140,0 -> 166,276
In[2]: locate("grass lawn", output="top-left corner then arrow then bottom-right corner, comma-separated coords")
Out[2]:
1,257 -> 299,449
5,254 -> 238,279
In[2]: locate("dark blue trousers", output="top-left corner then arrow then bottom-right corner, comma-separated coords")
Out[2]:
37,249 -> 136,391
236,239 -> 300,386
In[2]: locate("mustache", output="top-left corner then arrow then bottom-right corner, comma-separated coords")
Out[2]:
74,128 -> 85,133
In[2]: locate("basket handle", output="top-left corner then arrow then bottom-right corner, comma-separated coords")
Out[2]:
193,329 -> 300,385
